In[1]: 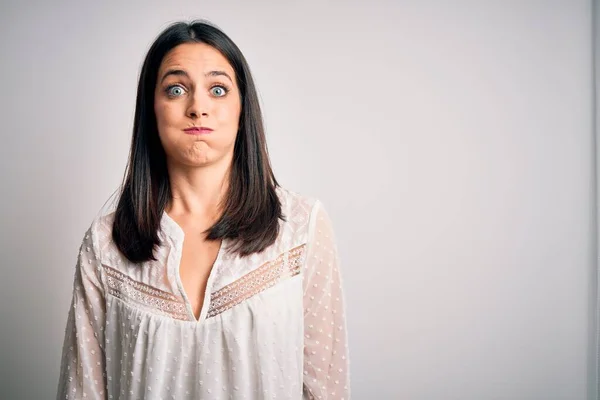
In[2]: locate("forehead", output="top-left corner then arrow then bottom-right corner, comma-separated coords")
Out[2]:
158,42 -> 235,78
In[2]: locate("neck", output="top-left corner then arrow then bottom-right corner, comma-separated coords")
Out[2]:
165,157 -> 231,221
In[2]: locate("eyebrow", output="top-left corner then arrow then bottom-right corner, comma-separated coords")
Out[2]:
159,69 -> 233,84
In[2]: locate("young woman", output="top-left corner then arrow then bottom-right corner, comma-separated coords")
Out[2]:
56,20 -> 350,399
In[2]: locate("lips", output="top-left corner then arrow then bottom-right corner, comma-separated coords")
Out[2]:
183,127 -> 213,134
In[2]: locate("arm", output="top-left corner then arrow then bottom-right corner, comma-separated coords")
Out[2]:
56,222 -> 107,400
302,201 -> 351,399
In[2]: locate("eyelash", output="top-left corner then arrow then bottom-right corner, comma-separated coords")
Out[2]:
165,83 -> 230,98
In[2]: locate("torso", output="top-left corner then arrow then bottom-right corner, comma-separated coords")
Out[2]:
72,187 -> 320,398
172,218 -> 222,320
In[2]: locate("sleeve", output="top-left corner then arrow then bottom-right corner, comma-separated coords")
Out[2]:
302,201 -> 351,399
56,222 -> 107,400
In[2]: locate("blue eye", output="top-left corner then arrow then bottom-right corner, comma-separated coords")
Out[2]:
210,85 -> 227,97
166,85 -> 185,97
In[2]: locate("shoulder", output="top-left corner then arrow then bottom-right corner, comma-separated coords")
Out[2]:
275,185 -> 318,217
275,185 -> 332,224
82,211 -> 117,265
274,185 -> 335,247
70,213 -> 112,285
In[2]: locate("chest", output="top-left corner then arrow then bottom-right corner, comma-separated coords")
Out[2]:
177,233 -> 222,320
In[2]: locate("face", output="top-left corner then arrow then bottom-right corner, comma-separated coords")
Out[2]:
154,42 -> 242,168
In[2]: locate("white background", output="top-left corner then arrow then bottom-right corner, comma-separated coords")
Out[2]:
0,0 -> 595,398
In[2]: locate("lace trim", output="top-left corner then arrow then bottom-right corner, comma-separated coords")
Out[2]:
207,244 -> 306,318
104,265 -> 190,321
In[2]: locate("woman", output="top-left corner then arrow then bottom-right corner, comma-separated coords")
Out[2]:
56,20 -> 350,399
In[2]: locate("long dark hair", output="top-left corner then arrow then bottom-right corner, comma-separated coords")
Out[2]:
112,20 -> 283,263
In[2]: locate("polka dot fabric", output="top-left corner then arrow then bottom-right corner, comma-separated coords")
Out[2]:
56,188 -> 350,399
302,203 -> 350,399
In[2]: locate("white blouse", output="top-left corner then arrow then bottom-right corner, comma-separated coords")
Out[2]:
56,187 -> 350,399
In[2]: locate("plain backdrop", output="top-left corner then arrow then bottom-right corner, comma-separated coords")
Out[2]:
0,0 -> 596,399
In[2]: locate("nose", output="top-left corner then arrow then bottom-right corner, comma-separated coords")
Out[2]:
186,90 -> 210,119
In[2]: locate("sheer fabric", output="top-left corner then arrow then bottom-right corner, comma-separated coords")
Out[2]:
56,187 -> 350,399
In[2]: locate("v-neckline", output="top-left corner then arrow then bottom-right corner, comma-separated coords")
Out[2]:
161,210 -> 226,323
